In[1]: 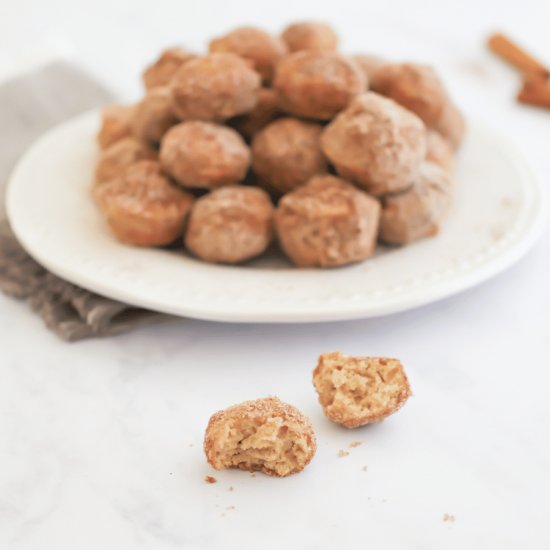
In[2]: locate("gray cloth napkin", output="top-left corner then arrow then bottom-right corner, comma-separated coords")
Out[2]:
0,61 -> 171,341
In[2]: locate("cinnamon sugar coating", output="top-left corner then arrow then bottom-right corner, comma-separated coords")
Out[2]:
352,54 -> 387,82
281,21 -> 339,53
170,53 -> 261,121
97,104 -> 134,149
426,130 -> 454,172
95,137 -> 157,184
185,185 -> 274,264
230,87 -> 281,139
204,396 -> 316,477
435,101 -> 465,150
252,117 -> 327,194
130,86 -> 177,145
275,175 -> 380,267
143,47 -> 196,90
160,121 -> 251,189
372,63 -> 465,149
209,26 -> 288,83
379,162 -> 453,245
371,63 -> 448,127
94,160 -> 194,246
321,92 -> 426,195
274,51 -> 366,120
313,352 -> 411,428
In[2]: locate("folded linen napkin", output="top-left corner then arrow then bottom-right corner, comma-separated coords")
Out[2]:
0,60 -> 172,341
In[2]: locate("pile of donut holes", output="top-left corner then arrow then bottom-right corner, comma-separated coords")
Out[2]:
94,21 -> 464,267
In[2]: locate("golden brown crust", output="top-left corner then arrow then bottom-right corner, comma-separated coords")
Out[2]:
275,175 -> 381,267
274,51 -> 366,120
425,130 -> 454,173
170,53 -> 261,122
185,185 -> 274,264
435,101 -> 465,150
251,117 -> 327,194
371,63 -> 465,150
229,87 -> 282,139
281,22 -> 339,53
95,137 -> 157,184
204,396 -> 316,477
313,352 -> 411,428
321,92 -> 426,195
352,54 -> 387,83
130,86 -> 177,145
209,26 -> 288,83
371,63 -> 448,127
143,47 -> 196,90
97,104 -> 135,149
379,161 -> 453,245
94,160 -> 194,246
159,121 -> 251,189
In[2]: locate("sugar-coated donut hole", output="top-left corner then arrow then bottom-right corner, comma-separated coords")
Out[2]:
252,117 -> 328,194
274,50 -> 366,120
160,121 -> 251,189
185,185 -> 274,264
209,26 -> 288,83
170,53 -> 261,122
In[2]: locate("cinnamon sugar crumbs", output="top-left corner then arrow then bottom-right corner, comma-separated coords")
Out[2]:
443,513 -> 455,522
349,441 -> 363,448
205,475 -> 217,484
338,449 -> 350,458
228,486 -> 234,492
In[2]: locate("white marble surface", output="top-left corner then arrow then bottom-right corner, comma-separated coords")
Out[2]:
1,1 -> 550,548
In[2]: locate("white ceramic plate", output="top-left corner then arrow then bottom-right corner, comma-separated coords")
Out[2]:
6,110 -> 546,323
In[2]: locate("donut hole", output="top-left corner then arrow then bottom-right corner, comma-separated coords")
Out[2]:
313,352 -> 411,428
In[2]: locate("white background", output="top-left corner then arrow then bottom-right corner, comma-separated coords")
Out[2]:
1,1 -> 549,549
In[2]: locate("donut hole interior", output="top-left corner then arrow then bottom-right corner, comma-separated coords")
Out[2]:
216,417 -> 312,476
315,354 -> 410,425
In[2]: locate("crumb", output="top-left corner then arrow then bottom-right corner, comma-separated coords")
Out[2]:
349,441 -> 363,448
169,472 -> 173,475
443,513 -> 455,523
228,486 -> 234,492
338,450 -> 350,458
250,473 -> 256,477
205,475 -> 217,484
226,506 -> 236,510
220,513 -> 225,517
189,444 -> 194,447
362,465 -> 368,471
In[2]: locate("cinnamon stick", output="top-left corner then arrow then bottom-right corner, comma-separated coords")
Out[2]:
487,33 -> 549,77
517,74 -> 550,109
